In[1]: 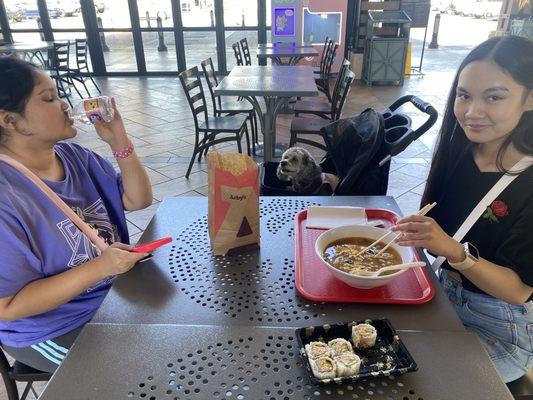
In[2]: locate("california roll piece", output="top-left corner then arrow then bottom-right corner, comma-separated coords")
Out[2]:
310,356 -> 336,380
334,353 -> 362,377
305,341 -> 330,360
352,323 -> 377,349
327,338 -> 354,357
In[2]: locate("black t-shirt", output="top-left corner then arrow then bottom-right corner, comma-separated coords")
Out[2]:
429,149 -> 533,295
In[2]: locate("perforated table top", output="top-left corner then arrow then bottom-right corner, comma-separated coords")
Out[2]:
39,324 -> 513,400
92,197 -> 464,331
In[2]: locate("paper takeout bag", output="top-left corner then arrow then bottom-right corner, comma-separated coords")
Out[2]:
207,152 -> 260,255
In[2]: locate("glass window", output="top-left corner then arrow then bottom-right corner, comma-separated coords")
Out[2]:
5,0 -> 42,31
11,31 -> 44,43
53,32 -> 90,68
48,0 -> 84,29
98,0 -> 131,29
225,30 -> 257,70
181,0 -> 215,27
137,0 -> 173,28
223,0 -> 257,27
266,0 -> 271,27
143,32 -> 178,71
103,32 -> 137,72
184,30 -> 217,70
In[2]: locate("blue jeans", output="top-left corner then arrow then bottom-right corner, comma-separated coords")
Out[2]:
439,269 -> 533,383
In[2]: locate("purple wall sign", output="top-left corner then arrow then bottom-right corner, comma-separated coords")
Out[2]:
273,7 -> 295,37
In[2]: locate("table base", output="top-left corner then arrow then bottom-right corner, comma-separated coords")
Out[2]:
253,143 -> 288,158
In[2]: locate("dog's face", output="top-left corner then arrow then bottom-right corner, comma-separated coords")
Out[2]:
276,147 -> 311,182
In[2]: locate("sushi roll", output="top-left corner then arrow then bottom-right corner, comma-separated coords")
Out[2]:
327,338 -> 354,357
352,323 -> 377,349
310,356 -> 336,380
334,353 -> 361,377
305,341 -> 330,359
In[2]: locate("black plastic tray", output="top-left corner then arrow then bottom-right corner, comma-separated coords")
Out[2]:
295,319 -> 417,386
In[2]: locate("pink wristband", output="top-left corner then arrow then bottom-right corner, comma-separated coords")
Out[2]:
112,143 -> 134,159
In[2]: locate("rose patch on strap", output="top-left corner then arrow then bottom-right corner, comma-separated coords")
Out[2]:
482,200 -> 509,223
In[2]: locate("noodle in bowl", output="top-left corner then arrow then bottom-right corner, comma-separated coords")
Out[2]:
315,225 -> 415,289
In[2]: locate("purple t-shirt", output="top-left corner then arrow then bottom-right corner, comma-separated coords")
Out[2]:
0,142 -> 128,347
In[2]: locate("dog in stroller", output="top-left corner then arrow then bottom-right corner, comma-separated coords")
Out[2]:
276,148 -> 323,193
260,95 -> 438,196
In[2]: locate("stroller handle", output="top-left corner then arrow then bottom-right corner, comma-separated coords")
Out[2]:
379,95 -> 439,166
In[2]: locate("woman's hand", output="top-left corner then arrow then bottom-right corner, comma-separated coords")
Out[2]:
96,242 -> 148,277
93,97 -> 130,151
390,215 -> 465,263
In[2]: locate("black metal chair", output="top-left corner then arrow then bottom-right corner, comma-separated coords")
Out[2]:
67,38 -> 101,97
1,349 -> 51,400
231,42 -> 243,66
239,37 -> 252,66
290,69 -> 355,151
315,42 -> 338,102
312,37 -> 332,75
48,41 -> 82,107
200,58 -> 259,155
294,59 -> 351,120
178,66 -> 250,178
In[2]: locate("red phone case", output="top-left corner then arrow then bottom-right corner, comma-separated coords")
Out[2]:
132,237 -> 172,253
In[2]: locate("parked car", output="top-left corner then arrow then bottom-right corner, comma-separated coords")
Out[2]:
454,0 -> 502,18
16,1 -> 63,19
6,5 -> 25,22
49,0 -> 80,17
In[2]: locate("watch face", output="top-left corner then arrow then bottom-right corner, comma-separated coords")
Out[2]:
465,242 -> 479,260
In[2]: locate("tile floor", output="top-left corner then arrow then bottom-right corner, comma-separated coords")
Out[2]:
2,13 -> 498,399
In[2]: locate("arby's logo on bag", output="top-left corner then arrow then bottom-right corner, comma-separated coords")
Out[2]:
229,194 -> 247,201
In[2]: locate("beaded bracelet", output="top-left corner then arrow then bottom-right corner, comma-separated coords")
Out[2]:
112,143 -> 134,159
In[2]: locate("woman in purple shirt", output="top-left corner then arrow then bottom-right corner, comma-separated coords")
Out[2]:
0,57 -> 152,372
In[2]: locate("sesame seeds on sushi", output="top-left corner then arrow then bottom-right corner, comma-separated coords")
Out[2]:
305,341 -> 330,360
310,356 -> 337,380
334,353 -> 362,377
352,323 -> 377,349
327,338 -> 354,357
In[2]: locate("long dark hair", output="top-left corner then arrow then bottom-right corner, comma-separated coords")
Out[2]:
422,36 -> 533,207
0,57 -> 39,141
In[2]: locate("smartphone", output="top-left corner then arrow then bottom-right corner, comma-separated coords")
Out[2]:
132,237 -> 173,262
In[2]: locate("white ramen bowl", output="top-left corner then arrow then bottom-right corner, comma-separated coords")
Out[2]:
315,225 -> 415,289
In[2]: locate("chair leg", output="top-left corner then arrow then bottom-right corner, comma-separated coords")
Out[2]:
69,77 -> 84,99
79,77 -> 92,97
236,131 -> 243,154
289,129 -> 297,147
57,79 -> 73,107
20,382 -> 33,400
250,113 -> 257,155
88,75 -> 102,94
244,125 -> 251,156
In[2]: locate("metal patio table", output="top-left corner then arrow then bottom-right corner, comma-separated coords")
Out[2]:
39,196 -> 513,399
215,66 -> 318,161
257,45 -> 319,66
0,41 -> 54,67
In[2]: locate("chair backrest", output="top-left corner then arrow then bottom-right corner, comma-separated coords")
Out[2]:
324,43 -> 338,76
52,41 -> 70,71
239,38 -> 251,66
330,59 -> 351,113
178,66 -> 208,132
200,57 -> 221,115
333,69 -> 355,121
75,38 -> 89,71
319,37 -> 332,73
231,42 -> 243,66
0,350 -> 19,400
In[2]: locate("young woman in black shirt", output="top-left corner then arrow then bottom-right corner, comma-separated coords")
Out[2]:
391,36 -> 533,382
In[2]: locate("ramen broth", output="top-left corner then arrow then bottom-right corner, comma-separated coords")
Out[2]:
323,238 -> 402,275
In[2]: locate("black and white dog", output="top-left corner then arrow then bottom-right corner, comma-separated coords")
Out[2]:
276,147 -> 323,193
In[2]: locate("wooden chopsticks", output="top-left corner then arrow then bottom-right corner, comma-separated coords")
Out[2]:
353,202 -> 437,259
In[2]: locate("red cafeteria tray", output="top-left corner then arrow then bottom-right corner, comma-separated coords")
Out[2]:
294,209 -> 435,304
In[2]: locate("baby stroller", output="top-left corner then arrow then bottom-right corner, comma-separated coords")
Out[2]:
260,95 -> 438,196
